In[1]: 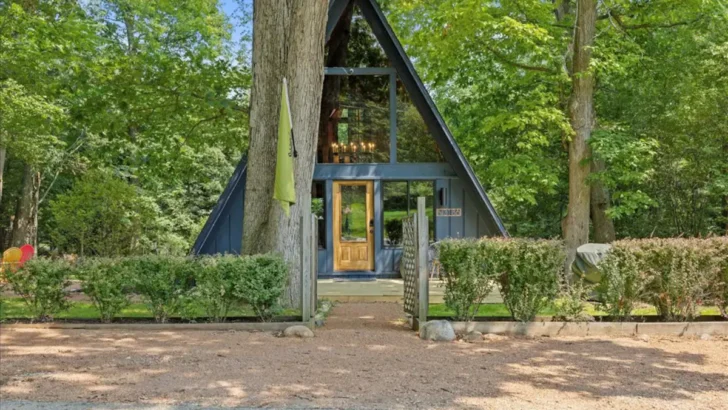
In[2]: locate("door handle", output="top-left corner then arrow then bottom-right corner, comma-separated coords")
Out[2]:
369,219 -> 374,234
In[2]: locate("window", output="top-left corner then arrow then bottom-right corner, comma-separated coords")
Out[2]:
382,182 -> 407,247
396,79 -> 445,163
318,74 -> 391,164
382,181 -> 435,247
325,4 -> 388,68
312,182 -> 326,249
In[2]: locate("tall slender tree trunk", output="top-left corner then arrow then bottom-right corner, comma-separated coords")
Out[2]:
0,146 -> 6,208
243,0 -> 328,307
11,164 -> 40,247
563,0 -> 597,273
590,159 -> 616,242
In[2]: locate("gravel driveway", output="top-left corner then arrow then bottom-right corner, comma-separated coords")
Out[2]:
1,303 -> 727,409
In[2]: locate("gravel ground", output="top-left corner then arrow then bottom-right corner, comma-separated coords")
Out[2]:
1,303 -> 727,410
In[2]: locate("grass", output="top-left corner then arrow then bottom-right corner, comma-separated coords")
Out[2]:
0,297 -> 300,321
428,302 -> 722,318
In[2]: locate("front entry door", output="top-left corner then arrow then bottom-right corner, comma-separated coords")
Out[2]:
333,181 -> 374,271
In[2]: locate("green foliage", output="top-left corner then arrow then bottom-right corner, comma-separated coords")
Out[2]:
439,240 -> 498,321
554,279 -> 595,323
496,239 -> 564,322
384,219 -> 403,246
76,258 -> 132,323
632,239 -> 719,321
3,258 -> 70,320
50,171 -> 158,256
193,255 -> 242,322
127,256 -> 195,323
232,254 -> 288,322
710,237 -> 728,318
596,245 -> 642,321
597,238 -> 728,321
439,238 -> 563,322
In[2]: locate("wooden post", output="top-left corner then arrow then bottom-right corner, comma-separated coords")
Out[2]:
310,214 -> 318,318
417,197 -> 429,326
301,211 -> 312,323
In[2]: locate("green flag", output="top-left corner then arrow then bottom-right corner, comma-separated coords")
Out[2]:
273,78 -> 296,216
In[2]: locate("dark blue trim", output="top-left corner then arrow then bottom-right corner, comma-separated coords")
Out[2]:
314,163 -> 456,180
191,155 -> 247,255
324,67 -> 395,75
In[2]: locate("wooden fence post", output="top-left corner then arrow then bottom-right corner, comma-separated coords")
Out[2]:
301,211 -> 312,323
310,214 -> 318,318
417,197 -> 429,325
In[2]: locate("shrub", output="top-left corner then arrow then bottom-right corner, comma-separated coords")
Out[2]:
496,239 -> 563,322
638,239 -> 716,321
554,278 -> 595,322
76,258 -> 132,323
4,257 -> 70,320
439,239 -> 498,321
233,254 -> 288,321
128,255 -> 195,323
193,255 -> 244,322
596,245 -> 642,321
710,237 -> 728,318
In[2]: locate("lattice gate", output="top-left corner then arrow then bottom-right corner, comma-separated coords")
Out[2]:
400,197 -> 429,330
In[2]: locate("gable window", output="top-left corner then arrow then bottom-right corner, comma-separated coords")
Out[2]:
382,181 -> 434,248
396,79 -> 445,163
318,73 -> 391,164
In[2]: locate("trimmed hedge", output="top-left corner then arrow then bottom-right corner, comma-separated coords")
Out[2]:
2,253 -> 289,323
439,237 -> 728,322
440,238 -> 564,322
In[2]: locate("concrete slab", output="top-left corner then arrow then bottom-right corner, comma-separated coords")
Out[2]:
316,279 -> 503,303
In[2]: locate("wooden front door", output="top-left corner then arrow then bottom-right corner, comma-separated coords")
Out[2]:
333,181 -> 374,271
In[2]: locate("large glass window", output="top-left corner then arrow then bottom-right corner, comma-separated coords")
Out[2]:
382,181 -> 434,247
396,79 -> 445,162
318,74 -> 390,164
325,4 -> 388,68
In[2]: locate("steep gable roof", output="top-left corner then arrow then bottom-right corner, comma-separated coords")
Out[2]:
328,0 -> 507,236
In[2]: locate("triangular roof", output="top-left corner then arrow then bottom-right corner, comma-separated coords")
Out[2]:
329,0 -> 507,236
192,0 -> 507,254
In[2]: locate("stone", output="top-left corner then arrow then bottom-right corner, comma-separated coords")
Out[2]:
700,333 -> 712,341
283,325 -> 314,338
462,331 -> 483,343
636,334 -> 650,342
419,320 -> 456,342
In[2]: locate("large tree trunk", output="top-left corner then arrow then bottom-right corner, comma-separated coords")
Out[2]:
243,0 -> 328,307
11,164 -> 40,247
590,159 -> 616,243
563,0 -> 597,273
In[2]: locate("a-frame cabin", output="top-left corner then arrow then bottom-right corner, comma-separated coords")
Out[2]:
192,0 -> 507,278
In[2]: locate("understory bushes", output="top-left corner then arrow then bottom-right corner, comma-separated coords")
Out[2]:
438,237 -> 728,322
1,254 -> 289,322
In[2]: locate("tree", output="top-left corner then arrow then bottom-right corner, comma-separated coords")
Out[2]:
242,0 -> 328,307
562,0 -> 597,272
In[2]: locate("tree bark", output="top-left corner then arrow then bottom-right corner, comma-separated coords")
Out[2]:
590,159 -> 616,243
11,164 -> 40,247
243,0 -> 328,308
563,0 -> 597,273
0,146 -> 6,208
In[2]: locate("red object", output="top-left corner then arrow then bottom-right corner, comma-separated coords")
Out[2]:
19,244 -> 34,265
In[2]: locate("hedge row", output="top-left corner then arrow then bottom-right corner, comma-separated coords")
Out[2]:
1,254 -> 288,323
438,237 -> 728,322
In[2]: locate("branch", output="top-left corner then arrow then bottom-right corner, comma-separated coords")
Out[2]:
184,113 -> 226,139
487,46 -> 557,74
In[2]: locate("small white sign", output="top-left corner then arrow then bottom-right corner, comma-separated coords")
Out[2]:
436,208 -> 462,217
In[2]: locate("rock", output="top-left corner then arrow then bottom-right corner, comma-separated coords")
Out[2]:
462,331 -> 483,343
700,333 -> 712,341
636,334 -> 650,342
283,325 -> 314,338
419,320 -> 456,342
451,322 -> 476,335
